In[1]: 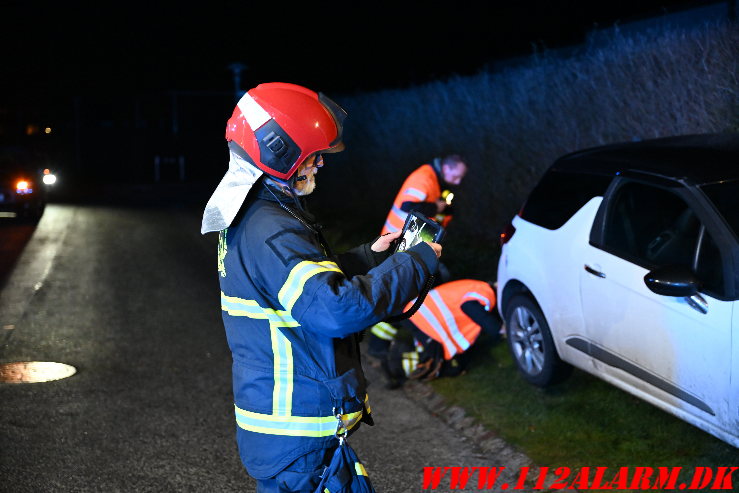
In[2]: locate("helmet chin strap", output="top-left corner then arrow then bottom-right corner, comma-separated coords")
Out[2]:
264,175 -> 308,214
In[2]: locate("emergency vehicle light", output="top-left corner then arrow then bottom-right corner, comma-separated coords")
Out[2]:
16,180 -> 33,194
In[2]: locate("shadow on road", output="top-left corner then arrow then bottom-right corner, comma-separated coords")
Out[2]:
0,219 -> 37,291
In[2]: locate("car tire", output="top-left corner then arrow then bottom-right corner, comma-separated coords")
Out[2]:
505,294 -> 572,387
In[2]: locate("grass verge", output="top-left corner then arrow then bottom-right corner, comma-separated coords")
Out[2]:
431,337 -> 738,469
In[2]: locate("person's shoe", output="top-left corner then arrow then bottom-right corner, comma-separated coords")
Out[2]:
380,357 -> 404,390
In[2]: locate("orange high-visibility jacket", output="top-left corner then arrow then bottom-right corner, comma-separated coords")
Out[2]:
406,279 -> 496,360
381,164 -> 451,235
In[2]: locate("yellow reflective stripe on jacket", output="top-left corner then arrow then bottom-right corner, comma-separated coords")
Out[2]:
355,462 -> 368,476
271,327 -> 293,416
234,405 -> 363,437
221,293 -> 299,328
278,260 -> 343,312
221,292 -> 299,415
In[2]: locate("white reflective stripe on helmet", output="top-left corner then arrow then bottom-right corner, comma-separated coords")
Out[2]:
237,93 -> 271,131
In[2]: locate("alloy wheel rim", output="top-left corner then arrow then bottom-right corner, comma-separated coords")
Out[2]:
510,306 -> 545,375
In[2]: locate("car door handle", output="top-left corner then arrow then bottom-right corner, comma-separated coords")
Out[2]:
685,293 -> 708,314
584,264 -> 606,278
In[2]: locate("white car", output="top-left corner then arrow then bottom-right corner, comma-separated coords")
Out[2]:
496,133 -> 739,448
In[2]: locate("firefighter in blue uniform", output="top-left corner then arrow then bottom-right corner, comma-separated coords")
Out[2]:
201,82 -> 441,493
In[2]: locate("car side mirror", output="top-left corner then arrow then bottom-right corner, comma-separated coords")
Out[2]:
643,265 -> 700,297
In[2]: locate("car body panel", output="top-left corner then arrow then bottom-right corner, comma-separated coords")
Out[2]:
498,197 -> 603,373
732,306 -> 739,432
497,133 -> 739,448
579,242 -> 733,436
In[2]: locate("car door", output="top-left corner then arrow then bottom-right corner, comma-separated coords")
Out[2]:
577,179 -> 732,433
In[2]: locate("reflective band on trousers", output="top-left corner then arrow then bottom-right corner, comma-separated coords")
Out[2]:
234,405 -> 363,437
402,351 -> 419,376
370,322 -> 397,341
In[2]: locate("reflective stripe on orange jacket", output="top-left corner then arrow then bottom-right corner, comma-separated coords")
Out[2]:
406,279 -> 496,360
381,164 -> 441,235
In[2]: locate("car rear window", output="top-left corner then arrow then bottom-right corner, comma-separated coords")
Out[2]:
520,170 -> 613,230
700,180 -> 739,239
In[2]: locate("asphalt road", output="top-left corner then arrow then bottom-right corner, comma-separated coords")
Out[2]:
0,194 -> 535,493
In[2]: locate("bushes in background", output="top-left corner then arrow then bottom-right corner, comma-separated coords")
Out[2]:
314,20 -> 738,271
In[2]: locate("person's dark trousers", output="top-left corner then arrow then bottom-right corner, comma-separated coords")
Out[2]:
255,446 -> 337,493
367,332 -> 391,359
256,477 -> 317,493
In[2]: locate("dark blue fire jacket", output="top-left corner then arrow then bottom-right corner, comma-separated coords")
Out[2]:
217,183 -> 438,479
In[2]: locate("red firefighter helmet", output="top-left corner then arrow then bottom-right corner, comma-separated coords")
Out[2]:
225,82 -> 347,181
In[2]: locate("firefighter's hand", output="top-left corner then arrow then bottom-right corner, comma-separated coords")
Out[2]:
435,199 -> 448,214
371,230 -> 402,252
426,242 -> 442,258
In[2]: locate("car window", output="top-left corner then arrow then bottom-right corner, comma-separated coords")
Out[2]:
521,170 -> 612,230
700,179 -> 739,239
603,181 -> 724,296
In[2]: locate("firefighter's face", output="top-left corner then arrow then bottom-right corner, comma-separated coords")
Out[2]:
294,154 -> 324,196
442,161 -> 467,186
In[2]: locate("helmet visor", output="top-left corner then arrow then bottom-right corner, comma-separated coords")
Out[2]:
318,92 -> 347,151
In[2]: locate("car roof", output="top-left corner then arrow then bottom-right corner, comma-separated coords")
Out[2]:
551,133 -> 739,186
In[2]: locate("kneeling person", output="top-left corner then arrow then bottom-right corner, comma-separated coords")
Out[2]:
368,278 -> 500,387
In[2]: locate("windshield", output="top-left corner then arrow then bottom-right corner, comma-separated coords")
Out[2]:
701,180 -> 739,238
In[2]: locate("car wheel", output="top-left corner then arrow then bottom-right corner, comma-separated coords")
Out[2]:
505,294 -> 572,387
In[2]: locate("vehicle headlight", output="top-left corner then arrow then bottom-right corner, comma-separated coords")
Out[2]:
43,173 -> 56,185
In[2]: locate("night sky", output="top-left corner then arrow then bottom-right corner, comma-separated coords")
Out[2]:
3,0 -> 722,102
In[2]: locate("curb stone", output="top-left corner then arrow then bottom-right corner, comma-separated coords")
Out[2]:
402,379 -> 538,480
376,357 -> 578,493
